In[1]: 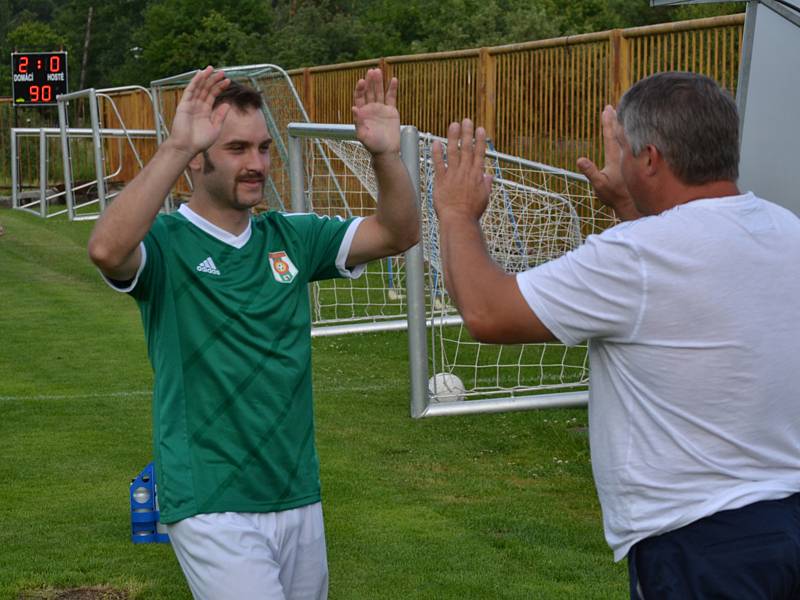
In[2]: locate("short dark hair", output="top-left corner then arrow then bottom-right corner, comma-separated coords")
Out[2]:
212,79 -> 264,112
617,71 -> 739,185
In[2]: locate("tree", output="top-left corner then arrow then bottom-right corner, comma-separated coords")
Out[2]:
6,19 -> 65,51
52,0 -> 150,89
134,0 -> 272,82
0,20 -> 66,96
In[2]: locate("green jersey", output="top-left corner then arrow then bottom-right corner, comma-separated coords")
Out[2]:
120,204 -> 361,523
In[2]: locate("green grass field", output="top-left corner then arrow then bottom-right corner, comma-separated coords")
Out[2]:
0,208 -> 626,599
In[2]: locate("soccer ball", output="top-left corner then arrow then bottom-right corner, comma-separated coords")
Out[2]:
428,373 -> 466,402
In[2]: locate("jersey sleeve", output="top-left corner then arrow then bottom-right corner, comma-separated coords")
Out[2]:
98,221 -> 166,301
285,213 -> 365,282
515,227 -> 646,346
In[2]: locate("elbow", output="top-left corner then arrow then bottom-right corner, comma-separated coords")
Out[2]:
461,303 -> 547,345
397,213 -> 421,252
397,227 -> 420,253
461,306 -> 503,344
87,234 -> 122,273
87,235 -> 109,269
385,224 -> 420,255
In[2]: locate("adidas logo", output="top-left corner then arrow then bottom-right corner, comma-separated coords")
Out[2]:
196,257 -> 221,276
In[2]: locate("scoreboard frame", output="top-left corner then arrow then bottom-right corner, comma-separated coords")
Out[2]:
11,51 -> 69,106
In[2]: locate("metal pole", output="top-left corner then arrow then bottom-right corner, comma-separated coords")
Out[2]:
10,130 -> 18,210
736,0 -> 759,135
88,88 -> 107,212
151,86 -> 163,145
288,134 -> 306,213
57,98 -> 76,220
400,126 -> 429,419
421,390 -> 589,417
39,129 -> 47,217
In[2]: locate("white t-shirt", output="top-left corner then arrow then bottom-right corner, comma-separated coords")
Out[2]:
516,192 -> 800,561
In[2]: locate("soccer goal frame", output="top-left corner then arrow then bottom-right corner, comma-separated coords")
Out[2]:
55,85 -> 159,221
288,123 -> 604,419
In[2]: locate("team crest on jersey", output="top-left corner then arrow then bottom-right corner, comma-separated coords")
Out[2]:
268,251 -> 298,283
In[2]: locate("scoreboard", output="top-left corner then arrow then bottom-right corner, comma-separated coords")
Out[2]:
11,51 -> 68,106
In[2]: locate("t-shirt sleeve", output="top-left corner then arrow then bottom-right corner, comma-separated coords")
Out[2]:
286,213 -> 366,282
515,229 -> 646,346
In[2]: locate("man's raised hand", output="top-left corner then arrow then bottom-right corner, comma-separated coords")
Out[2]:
352,69 -> 400,158
168,66 -> 231,157
432,119 -> 493,222
577,105 -> 640,220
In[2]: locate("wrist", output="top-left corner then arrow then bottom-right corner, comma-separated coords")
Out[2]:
161,138 -> 198,162
435,206 -> 481,226
603,195 -> 641,221
369,150 -> 401,168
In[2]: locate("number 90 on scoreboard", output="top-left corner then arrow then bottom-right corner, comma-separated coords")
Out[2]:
11,51 -> 68,106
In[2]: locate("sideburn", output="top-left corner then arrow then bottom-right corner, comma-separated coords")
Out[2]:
202,151 -> 215,174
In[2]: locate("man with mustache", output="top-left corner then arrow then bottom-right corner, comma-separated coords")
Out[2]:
88,66 -> 418,599
432,71 -> 800,598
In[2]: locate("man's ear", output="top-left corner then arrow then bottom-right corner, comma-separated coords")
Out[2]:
188,152 -> 203,174
643,144 -> 661,177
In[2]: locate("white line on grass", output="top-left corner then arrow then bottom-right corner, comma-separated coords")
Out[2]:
0,390 -> 151,401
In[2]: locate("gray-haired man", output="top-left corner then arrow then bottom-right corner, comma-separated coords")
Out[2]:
432,72 -> 800,598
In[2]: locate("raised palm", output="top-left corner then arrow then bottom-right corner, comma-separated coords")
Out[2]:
168,66 -> 231,156
576,105 -> 638,219
352,69 -> 400,157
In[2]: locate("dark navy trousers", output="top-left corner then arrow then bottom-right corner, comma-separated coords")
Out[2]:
628,492 -> 800,599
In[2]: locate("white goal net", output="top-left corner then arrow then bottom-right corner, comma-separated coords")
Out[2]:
417,135 -> 616,403
299,136 -> 409,328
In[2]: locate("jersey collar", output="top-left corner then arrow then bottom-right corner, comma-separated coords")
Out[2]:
178,203 -> 252,249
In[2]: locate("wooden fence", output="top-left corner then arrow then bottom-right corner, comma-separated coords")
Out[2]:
1,14 -> 744,191
290,13 -> 743,171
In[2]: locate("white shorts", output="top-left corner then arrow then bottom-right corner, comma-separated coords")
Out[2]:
166,503 -> 328,600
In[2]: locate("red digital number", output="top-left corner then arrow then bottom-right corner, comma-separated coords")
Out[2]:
29,86 -> 54,103
50,55 -> 60,72
19,56 -> 29,73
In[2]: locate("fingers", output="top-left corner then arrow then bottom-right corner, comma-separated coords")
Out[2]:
354,69 -> 395,108
364,69 -> 378,104
181,66 -> 212,102
446,122 -> 461,169
444,120 -> 489,176
434,121 -> 493,221
459,119 -> 474,163
210,102 -> 231,130
482,173 -> 494,198
210,72 -> 230,96
385,77 -> 398,108
353,78 -> 366,109
576,157 -> 600,183
602,104 -> 617,129
183,66 -> 228,109
601,105 -> 621,163
369,69 -> 385,104
473,126 -> 487,172
432,140 -> 446,181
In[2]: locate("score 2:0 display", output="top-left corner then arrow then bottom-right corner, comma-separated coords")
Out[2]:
17,54 -> 63,74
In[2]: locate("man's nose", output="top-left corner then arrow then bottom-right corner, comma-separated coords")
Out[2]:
245,148 -> 267,171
